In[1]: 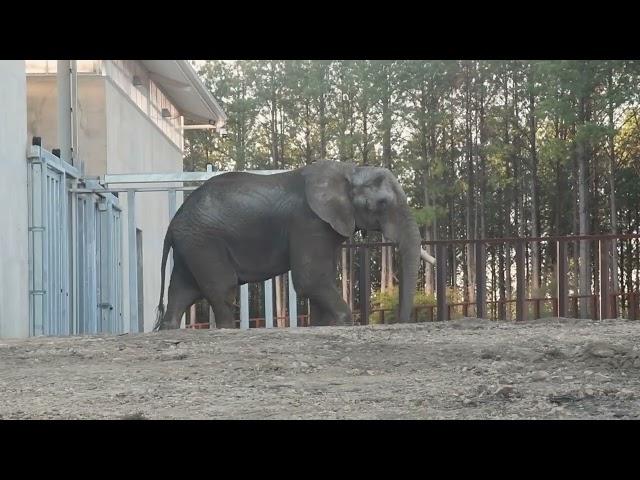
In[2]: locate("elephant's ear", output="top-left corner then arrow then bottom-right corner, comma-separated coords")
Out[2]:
302,160 -> 356,238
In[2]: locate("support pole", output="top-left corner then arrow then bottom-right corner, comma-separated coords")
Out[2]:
240,283 -> 249,329
288,271 -> 297,327
358,244 -> 370,325
556,240 -> 568,318
516,240 -> 526,322
57,61 -> 72,164
167,188 -> 176,272
264,279 -> 274,328
436,243 -> 447,321
127,191 -> 139,333
475,241 -> 486,319
599,239 -> 610,320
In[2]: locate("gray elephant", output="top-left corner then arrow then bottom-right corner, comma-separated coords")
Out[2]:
153,160 -> 427,330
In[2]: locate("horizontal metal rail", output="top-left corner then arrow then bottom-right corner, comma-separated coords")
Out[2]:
102,169 -> 287,185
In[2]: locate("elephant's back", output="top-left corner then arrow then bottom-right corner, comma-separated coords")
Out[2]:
170,170 -> 305,243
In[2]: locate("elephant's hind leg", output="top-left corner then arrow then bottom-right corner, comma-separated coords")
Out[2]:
181,241 -> 238,329
160,261 -> 202,329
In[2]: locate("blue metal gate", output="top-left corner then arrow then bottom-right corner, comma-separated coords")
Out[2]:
27,146 -> 123,336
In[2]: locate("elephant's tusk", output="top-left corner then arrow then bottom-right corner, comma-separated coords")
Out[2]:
420,247 -> 436,265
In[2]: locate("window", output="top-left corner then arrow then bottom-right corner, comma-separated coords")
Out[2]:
25,60 -> 102,74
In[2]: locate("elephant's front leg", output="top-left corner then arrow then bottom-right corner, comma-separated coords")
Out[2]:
309,301 -> 328,326
290,217 -> 352,327
306,288 -> 352,326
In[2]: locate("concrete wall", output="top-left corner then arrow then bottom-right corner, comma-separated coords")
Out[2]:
0,61 -> 29,338
104,79 -> 183,332
23,64 -> 185,335
26,75 -> 107,176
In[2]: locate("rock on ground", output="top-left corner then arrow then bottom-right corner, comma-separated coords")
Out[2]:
1,317 -> 639,419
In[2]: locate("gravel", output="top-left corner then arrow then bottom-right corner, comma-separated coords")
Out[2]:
1,317 -> 639,419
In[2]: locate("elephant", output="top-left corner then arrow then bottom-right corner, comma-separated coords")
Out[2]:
153,160 -> 431,331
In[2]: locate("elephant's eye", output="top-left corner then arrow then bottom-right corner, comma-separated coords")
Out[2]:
376,198 -> 388,210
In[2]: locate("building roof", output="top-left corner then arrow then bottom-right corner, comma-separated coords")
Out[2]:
140,60 -> 227,128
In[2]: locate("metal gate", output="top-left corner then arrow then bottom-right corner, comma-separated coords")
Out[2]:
76,187 -> 123,334
27,146 -> 123,336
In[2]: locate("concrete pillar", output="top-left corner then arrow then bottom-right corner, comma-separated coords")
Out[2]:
0,61 -> 29,338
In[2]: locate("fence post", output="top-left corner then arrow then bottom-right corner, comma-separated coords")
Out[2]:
264,279 -> 274,328
436,243 -> 447,321
358,244 -> 370,325
240,283 -> 249,329
167,188 -> 176,272
475,241 -> 486,319
599,238 -> 610,320
556,239 -> 568,318
127,190 -> 139,333
209,304 -> 216,329
516,240 -> 526,322
288,271 -> 298,327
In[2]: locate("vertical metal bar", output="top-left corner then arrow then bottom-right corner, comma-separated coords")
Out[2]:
599,239 -> 610,320
209,304 -> 216,329
358,244 -> 370,325
516,240 -> 526,322
167,189 -> 176,272
40,161 -> 48,336
556,240 -> 568,318
127,191 -> 139,333
86,196 -> 97,333
27,160 -> 34,337
264,279 -> 274,328
62,172 -> 70,335
240,283 -> 249,329
436,243 -> 447,321
70,180 -> 78,335
288,271 -> 298,328
107,202 -> 115,332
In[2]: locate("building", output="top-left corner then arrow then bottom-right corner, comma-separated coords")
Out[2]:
0,60 -> 226,338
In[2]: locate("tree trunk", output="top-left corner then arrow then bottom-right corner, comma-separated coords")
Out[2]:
528,67 -> 541,299
577,65 -> 591,319
464,62 -> 475,306
607,68 -> 620,312
319,65 -> 327,159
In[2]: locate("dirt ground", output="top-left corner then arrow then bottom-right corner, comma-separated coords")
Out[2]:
1,317 -> 640,420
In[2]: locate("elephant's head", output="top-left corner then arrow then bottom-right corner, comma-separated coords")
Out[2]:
302,160 -> 422,323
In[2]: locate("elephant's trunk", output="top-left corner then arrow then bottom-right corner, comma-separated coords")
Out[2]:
384,205 -> 421,323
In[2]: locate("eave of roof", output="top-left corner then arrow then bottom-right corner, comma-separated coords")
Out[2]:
140,60 -> 227,128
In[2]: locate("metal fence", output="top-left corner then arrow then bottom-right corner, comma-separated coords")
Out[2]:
346,235 -> 640,325
186,234 -> 640,328
26,149 -> 640,335
27,145 -> 123,336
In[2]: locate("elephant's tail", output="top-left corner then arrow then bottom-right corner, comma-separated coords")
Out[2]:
153,230 -> 173,332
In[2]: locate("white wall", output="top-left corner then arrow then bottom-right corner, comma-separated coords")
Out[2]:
27,75 -> 107,176
0,61 -> 29,338
104,79 -> 183,332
